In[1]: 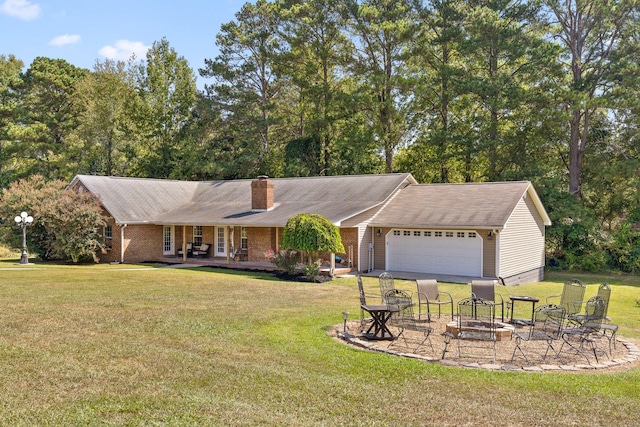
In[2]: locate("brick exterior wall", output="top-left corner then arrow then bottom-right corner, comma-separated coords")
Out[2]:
251,178 -> 274,210
339,228 -> 358,267
248,227 -> 273,262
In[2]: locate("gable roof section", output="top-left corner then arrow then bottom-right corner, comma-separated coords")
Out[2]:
70,175 -> 200,225
370,181 -> 550,229
71,173 -> 415,226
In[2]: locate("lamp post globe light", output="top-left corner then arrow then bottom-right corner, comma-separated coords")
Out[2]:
14,211 -> 34,265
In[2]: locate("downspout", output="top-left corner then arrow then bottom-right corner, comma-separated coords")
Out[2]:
120,224 -> 128,264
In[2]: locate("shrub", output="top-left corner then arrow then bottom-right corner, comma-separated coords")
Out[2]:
301,260 -> 322,282
273,249 -> 299,275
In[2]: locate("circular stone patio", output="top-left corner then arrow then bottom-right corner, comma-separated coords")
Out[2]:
332,316 -> 640,372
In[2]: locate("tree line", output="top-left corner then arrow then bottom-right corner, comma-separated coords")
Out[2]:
1,0 -> 639,271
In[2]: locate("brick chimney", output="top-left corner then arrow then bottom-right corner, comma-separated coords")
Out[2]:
251,175 -> 274,211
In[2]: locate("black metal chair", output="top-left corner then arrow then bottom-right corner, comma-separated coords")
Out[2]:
379,272 -> 395,303
455,297 -> 497,363
357,274 -> 374,332
560,295 -> 608,364
547,279 -> 586,325
385,289 -> 433,354
416,279 -> 453,321
471,280 -> 505,322
512,304 -> 565,364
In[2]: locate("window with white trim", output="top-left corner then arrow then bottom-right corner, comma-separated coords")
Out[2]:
413,231 -> 421,236
241,227 -> 248,250
457,232 -> 465,238
469,232 -> 477,238
435,231 -> 442,237
103,225 -> 112,249
424,231 -> 431,237
193,226 -> 203,246
403,230 -> 410,236
393,230 -> 400,236
446,232 -> 453,237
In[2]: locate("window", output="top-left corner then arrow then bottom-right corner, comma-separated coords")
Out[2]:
435,231 -> 442,237
413,231 -> 421,236
193,226 -> 203,246
469,232 -> 477,238
403,230 -> 410,236
393,230 -> 400,236
446,232 -> 453,237
103,225 -> 112,249
457,232 -> 465,238
241,227 -> 248,250
424,231 -> 431,237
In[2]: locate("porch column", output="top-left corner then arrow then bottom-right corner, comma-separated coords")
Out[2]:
182,225 -> 187,262
225,226 -> 230,265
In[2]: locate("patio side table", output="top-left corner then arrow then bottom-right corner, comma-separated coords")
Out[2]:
509,295 -> 539,326
360,304 -> 399,340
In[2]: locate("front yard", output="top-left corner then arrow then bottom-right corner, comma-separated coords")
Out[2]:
0,261 -> 639,425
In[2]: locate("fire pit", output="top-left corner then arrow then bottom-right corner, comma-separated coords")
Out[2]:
445,320 -> 515,341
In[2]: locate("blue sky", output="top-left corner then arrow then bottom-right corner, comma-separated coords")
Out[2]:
0,0 -> 250,89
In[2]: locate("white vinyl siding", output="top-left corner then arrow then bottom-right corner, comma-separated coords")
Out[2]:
498,196 -> 545,278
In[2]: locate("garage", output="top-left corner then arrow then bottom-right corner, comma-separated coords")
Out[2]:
386,229 -> 483,276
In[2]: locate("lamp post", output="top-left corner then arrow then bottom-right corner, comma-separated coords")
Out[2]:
14,211 -> 33,265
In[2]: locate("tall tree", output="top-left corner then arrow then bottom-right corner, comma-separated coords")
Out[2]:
344,0 -> 419,173
72,58 -> 141,176
8,57 -> 88,181
0,54 -> 24,187
402,0 -> 469,183
136,38 -> 197,178
200,0 -> 285,176
544,0 -> 638,196
278,0 -> 355,175
460,0 -> 558,182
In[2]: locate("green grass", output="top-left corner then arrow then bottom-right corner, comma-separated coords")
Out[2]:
0,260 -> 639,425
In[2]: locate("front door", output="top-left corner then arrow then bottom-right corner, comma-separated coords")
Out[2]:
163,225 -> 174,256
215,226 -> 226,257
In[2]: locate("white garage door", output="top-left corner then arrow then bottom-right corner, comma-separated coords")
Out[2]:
386,229 -> 482,276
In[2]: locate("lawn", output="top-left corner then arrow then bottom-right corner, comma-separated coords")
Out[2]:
0,260 -> 639,426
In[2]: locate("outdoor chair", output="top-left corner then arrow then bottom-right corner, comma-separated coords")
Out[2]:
357,274 -> 374,332
192,244 -> 210,258
177,242 -> 192,257
379,272 -> 395,303
454,297 -> 497,363
597,283 -> 612,322
560,295 -> 608,364
415,279 -> 453,321
511,304 -> 565,364
385,289 -> 433,354
471,279 -> 505,322
546,279 -> 586,324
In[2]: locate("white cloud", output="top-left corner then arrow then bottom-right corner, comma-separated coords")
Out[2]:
99,40 -> 150,61
49,34 -> 81,47
0,0 -> 41,21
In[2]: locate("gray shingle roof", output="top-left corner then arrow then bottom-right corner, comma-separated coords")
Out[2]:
370,181 -> 550,229
71,174 -> 415,226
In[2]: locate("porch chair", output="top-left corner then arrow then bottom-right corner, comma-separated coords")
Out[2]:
385,289 -> 433,354
546,279 -> 586,325
177,243 -> 192,257
415,279 -> 453,321
454,297 -> 497,363
379,272 -> 395,303
192,243 -> 210,258
511,304 -> 565,364
471,279 -> 505,322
